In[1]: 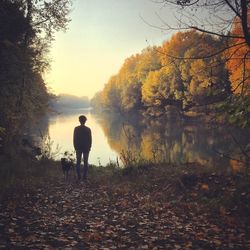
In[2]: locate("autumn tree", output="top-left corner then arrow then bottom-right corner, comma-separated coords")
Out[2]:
119,54 -> 141,112
142,31 -> 230,114
142,67 -> 173,108
226,16 -> 250,96
101,75 -> 122,112
98,46 -> 161,113
119,47 -> 161,112
220,15 -> 250,127
0,0 -> 71,151
95,30 -> 231,119
154,1 -> 249,93
155,0 -> 250,127
160,1 -> 250,47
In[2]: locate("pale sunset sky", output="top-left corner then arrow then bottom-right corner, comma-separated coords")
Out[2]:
46,0 -> 175,99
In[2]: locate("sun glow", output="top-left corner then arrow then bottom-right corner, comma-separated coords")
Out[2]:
46,0 -> 174,98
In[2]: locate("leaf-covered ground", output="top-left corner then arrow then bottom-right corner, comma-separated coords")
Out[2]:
0,165 -> 249,249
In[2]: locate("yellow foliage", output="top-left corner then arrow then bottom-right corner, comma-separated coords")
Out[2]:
189,59 -> 211,96
142,67 -> 171,105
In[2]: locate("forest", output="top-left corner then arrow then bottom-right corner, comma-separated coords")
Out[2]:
91,28 -> 250,128
0,0 -> 71,153
0,1 -> 250,249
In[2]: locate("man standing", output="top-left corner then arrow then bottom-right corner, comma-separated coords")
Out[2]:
73,115 -> 92,180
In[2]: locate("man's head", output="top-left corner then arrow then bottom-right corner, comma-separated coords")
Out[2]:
79,115 -> 87,125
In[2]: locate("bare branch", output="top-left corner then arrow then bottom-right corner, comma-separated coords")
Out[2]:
163,0 -> 200,7
228,129 -> 250,160
190,26 -> 244,39
158,41 -> 247,60
224,0 -> 242,18
232,76 -> 250,92
213,148 -> 249,165
241,49 -> 250,94
241,0 -> 250,46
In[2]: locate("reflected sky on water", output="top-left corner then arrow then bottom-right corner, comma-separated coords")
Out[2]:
45,109 -> 250,169
47,109 -> 119,165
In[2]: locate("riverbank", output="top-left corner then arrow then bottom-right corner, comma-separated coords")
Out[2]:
0,161 -> 249,249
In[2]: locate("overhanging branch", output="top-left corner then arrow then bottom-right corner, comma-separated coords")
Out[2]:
190,26 -> 244,39
158,41 -> 247,60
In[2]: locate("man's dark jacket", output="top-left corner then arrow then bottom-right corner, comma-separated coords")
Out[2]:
73,125 -> 92,152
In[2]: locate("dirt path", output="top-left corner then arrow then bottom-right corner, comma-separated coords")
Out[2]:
0,179 -> 249,249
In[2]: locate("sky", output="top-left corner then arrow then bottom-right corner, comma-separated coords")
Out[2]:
45,0 -> 175,99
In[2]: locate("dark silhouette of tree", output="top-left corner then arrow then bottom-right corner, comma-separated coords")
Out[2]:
0,0 -> 71,148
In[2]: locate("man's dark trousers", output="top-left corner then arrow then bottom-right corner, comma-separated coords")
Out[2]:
76,150 -> 89,180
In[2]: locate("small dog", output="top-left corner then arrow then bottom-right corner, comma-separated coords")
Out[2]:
61,158 -> 74,180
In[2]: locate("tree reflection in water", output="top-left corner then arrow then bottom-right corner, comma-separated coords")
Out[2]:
97,113 -> 250,170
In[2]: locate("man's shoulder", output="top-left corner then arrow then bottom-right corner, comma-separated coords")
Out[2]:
85,126 -> 91,131
75,125 -> 91,131
84,126 -> 91,133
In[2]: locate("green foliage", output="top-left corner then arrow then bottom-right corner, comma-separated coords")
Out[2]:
218,96 -> 250,128
0,0 -> 71,154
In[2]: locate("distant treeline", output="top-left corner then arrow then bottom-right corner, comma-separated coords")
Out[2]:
50,94 -> 90,111
91,29 -> 250,128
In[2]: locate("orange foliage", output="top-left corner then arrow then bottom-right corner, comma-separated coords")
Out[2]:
229,159 -> 244,174
200,183 -> 209,191
226,16 -> 250,95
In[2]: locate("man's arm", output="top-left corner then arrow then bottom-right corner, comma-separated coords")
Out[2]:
89,129 -> 92,150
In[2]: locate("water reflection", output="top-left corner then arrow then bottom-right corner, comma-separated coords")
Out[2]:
98,114 -> 249,169
42,110 -> 249,169
45,109 -> 118,165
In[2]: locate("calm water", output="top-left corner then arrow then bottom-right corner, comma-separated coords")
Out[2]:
46,109 -> 119,165
43,109 -> 249,169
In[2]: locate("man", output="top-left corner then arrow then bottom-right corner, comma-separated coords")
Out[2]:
73,115 -> 92,180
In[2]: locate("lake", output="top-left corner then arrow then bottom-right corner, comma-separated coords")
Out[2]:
42,109 -> 249,169
44,109 -> 119,166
